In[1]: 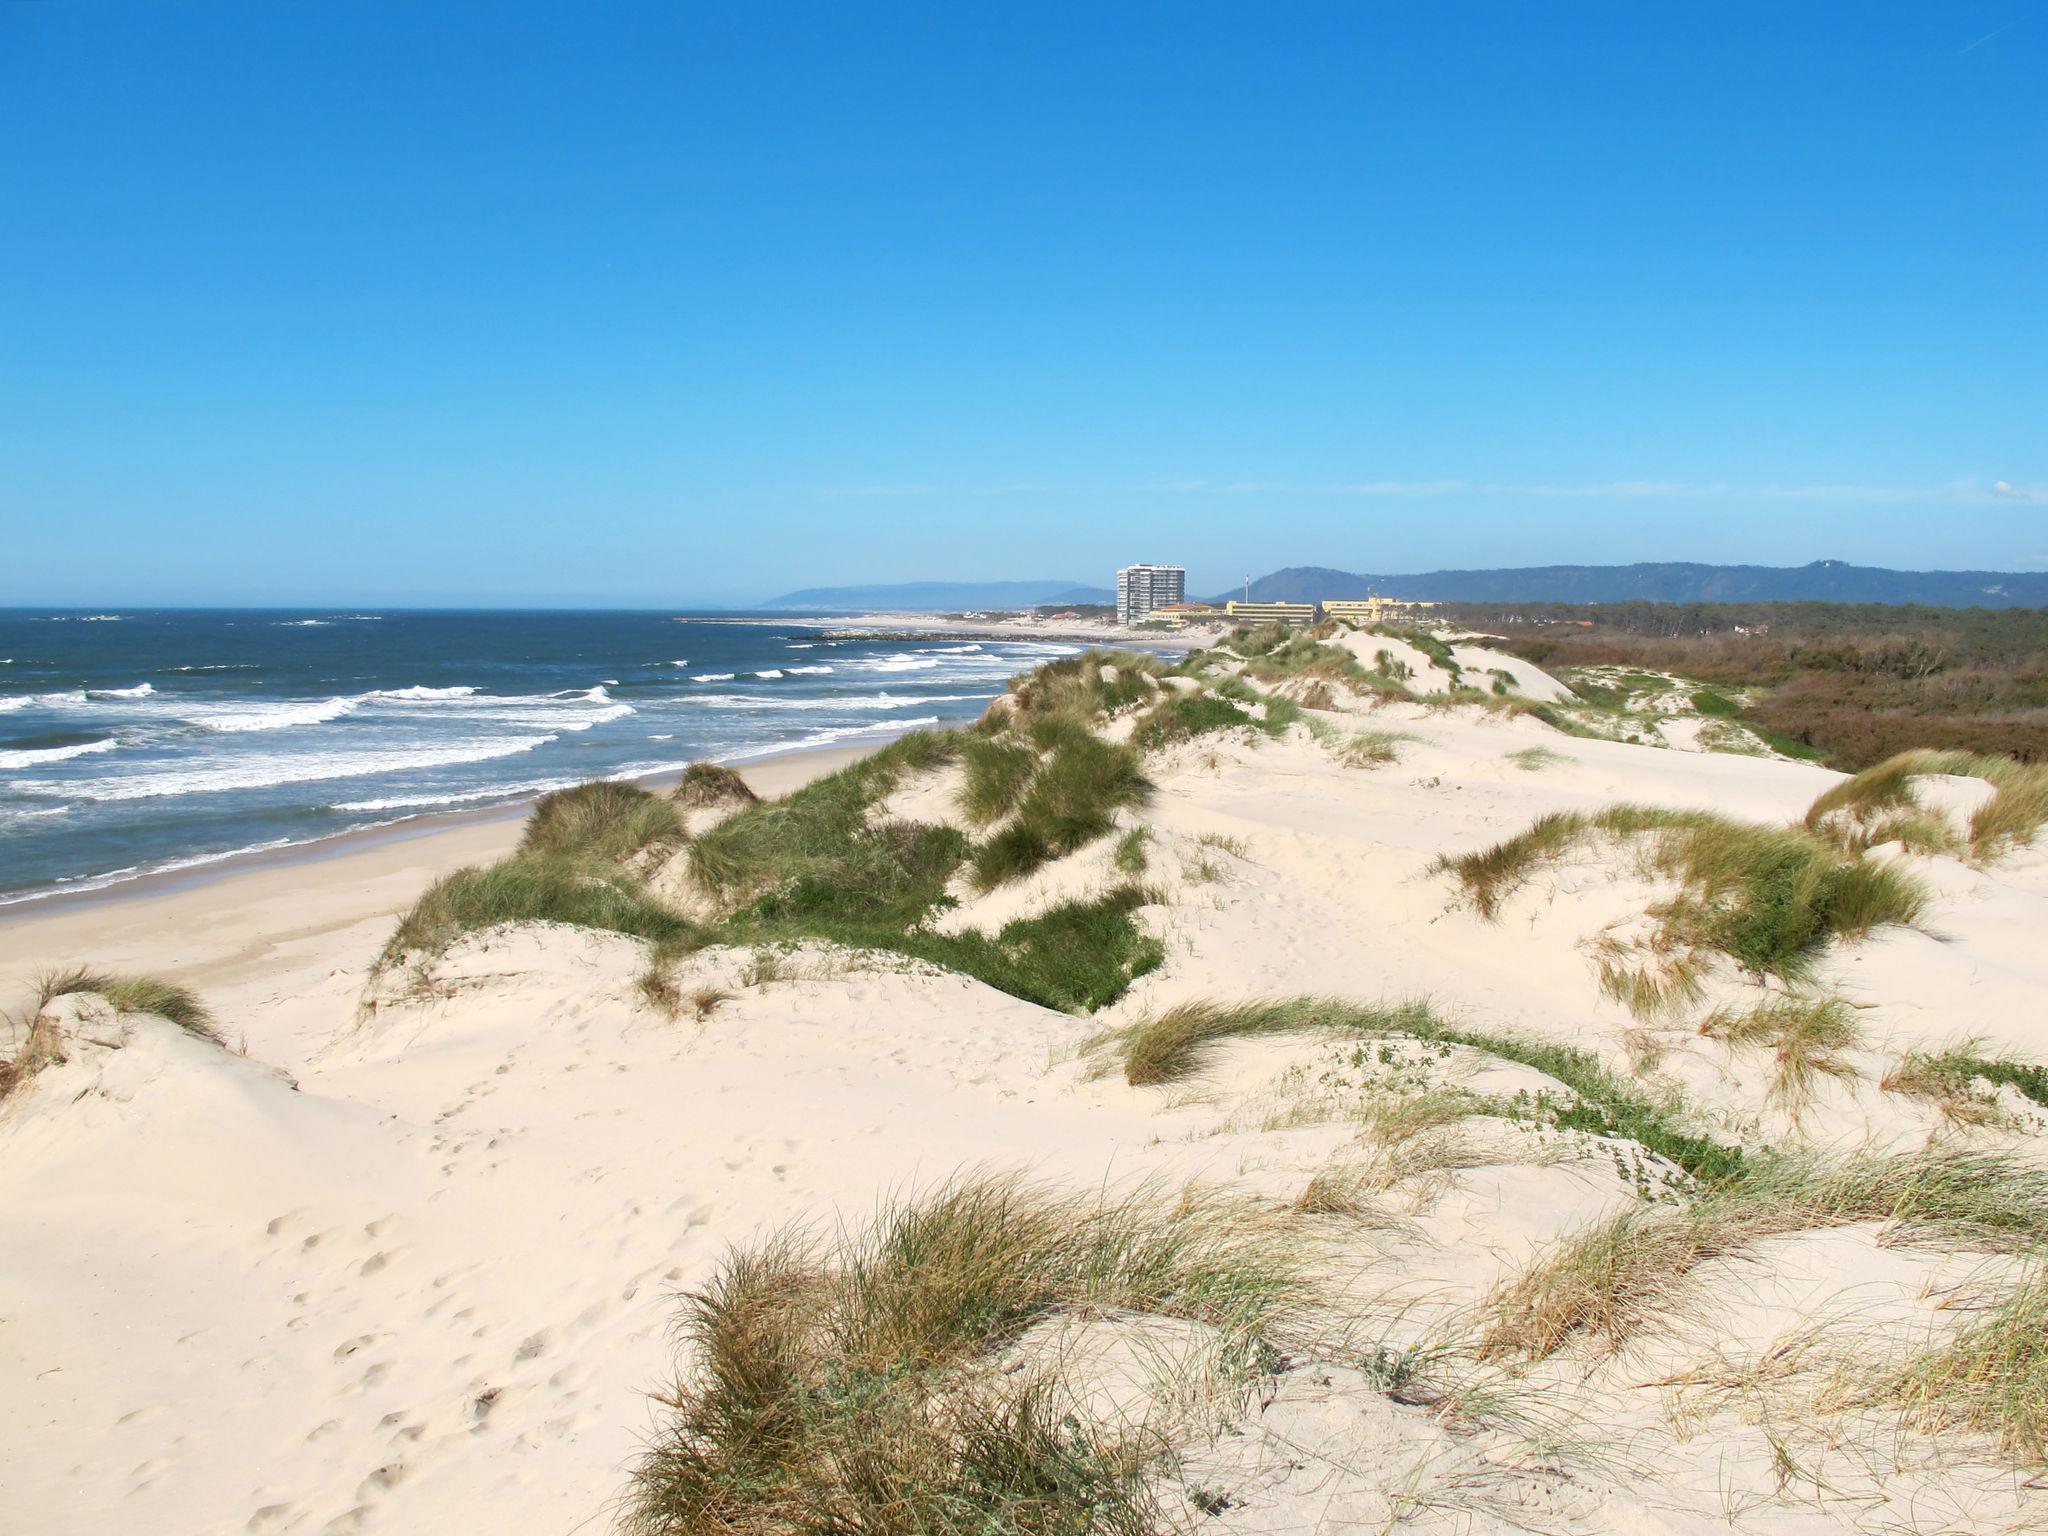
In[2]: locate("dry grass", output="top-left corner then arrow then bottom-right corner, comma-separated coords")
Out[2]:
1848,1256 -> 2048,1463
1480,1149 -> 2048,1361
621,1175 -> 1327,1535
1805,748 -> 2048,862
1698,994 -> 1868,1115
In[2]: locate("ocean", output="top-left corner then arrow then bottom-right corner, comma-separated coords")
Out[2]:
0,609 -> 1084,905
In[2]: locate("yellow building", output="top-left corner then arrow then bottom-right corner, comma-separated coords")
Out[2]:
1223,600 -> 1317,627
1319,596 -> 1439,625
1148,602 -> 1220,628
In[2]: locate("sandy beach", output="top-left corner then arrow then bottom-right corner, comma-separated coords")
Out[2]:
4,630 -> 2047,1535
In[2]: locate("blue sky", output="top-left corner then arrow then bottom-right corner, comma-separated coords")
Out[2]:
2,2 -> 2042,606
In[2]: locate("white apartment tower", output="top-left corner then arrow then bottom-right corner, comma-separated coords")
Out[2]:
1116,563 -> 1186,626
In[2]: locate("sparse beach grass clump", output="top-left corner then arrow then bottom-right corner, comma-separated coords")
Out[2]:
1804,748 -> 2048,861
1480,1148 -> 2048,1362
1100,993 -> 1744,1182
955,735 -> 1038,824
520,780 -> 685,863
621,1174 -> 1319,1536
1330,728 -> 1413,769
1697,994 -> 1867,1113
1850,1256 -> 2048,1461
5,967 -> 221,1098
1434,804 -> 1928,989
1883,1040 -> 2048,1122
670,762 -> 757,809
998,648 -> 1162,729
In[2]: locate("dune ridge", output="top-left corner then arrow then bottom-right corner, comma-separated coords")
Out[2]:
3,624 -> 2046,1535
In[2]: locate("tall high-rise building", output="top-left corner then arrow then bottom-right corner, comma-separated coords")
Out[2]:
1115,563 -> 1186,626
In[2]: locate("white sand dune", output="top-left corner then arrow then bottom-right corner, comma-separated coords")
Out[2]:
4,682 -> 2046,1534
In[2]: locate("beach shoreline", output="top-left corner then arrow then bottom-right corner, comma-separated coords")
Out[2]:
0,737 -> 882,963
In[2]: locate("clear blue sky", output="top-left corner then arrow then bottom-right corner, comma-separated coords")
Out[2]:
3,2 -> 2042,606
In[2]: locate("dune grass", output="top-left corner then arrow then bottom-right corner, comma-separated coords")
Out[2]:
5,967 -> 221,1097
1507,746 -> 1565,772
621,1175 -> 1319,1536
520,780 -> 685,864
1331,729 -> 1413,769
671,762 -> 757,809
1130,692 -> 1258,751
27,966 -> 221,1042
1883,1040 -> 2048,1122
999,649 -> 1162,729
1433,804 -> 1928,986
1697,994 -> 1868,1115
1853,1256 -> 2048,1463
1100,994 -> 1742,1181
382,855 -> 701,966
1480,1149 -> 2048,1361
1805,748 -> 2048,861
1111,825 -> 1150,876
969,732 -> 1148,890
688,731 -> 962,911
956,736 -> 1039,825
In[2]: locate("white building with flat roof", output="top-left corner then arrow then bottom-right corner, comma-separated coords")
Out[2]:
1116,563 -> 1185,626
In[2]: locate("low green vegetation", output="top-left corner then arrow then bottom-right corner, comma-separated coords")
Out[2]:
1507,746 -> 1565,771
27,965 -> 220,1042
1691,687 -> 1740,718
1481,1149 -> 2048,1361
998,648 -> 1162,728
1111,824 -> 1150,875
1434,804 -> 1928,989
621,1175 -> 1322,1535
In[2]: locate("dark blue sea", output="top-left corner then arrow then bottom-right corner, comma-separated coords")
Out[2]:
0,610 -> 1082,905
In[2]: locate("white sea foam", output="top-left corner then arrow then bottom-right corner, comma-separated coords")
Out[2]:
859,658 -> 940,672
0,690 -> 87,711
785,664 -> 833,674
276,619 -> 330,627
692,672 -> 735,682
371,685 -> 480,701
87,683 -> 155,698
0,804 -> 71,825
35,735 -> 555,802
754,669 -> 784,679
0,738 -> 121,768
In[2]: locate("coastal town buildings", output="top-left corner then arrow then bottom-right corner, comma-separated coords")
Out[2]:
1319,596 -> 1439,625
1223,599 -> 1317,626
1115,563 -> 1186,626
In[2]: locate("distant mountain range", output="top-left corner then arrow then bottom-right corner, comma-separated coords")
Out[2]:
1222,561 -> 2048,609
760,579 -> 1112,611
